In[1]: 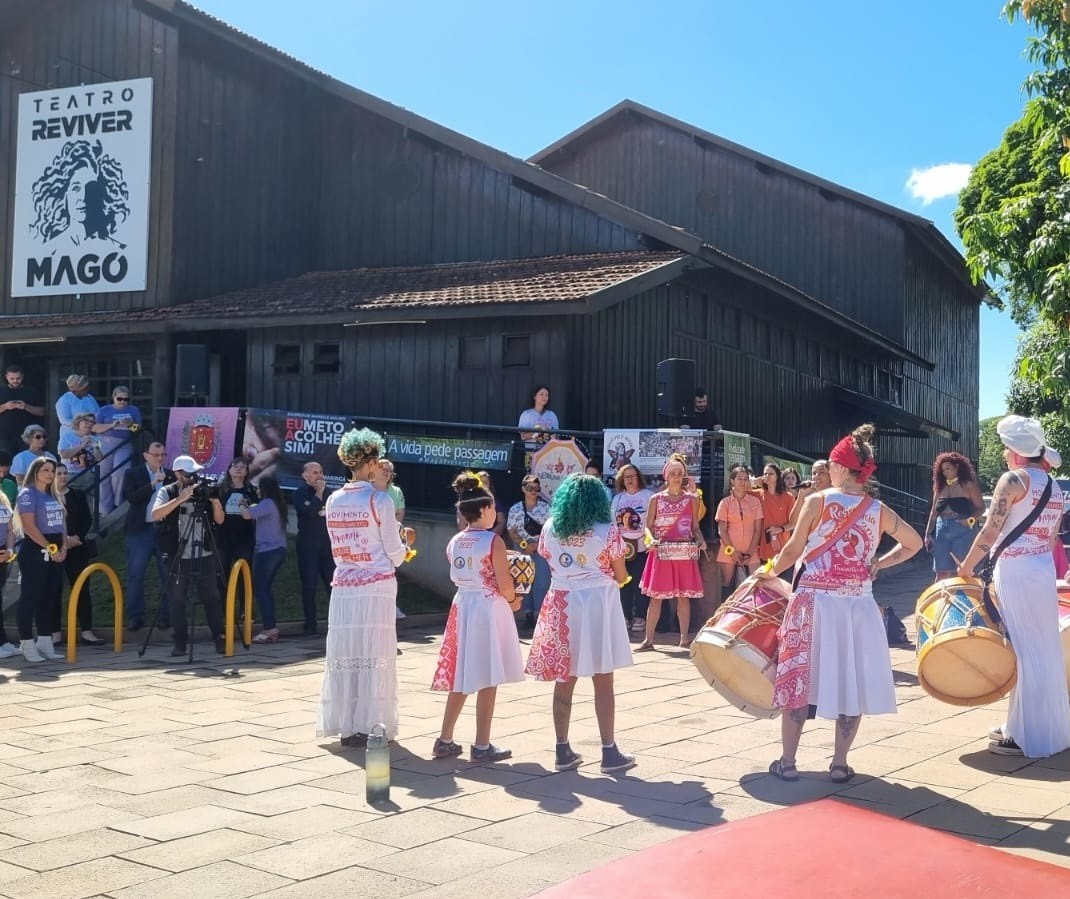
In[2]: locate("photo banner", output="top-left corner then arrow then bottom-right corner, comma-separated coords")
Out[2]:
12,77 -> 153,297
602,429 -> 703,490
384,434 -> 513,471
243,408 -> 349,489
720,430 -> 752,493
165,407 -> 239,478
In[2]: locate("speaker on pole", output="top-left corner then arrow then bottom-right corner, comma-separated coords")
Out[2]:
656,358 -> 695,419
175,344 -> 210,398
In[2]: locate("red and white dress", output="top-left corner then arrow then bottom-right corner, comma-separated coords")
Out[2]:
431,528 -> 524,695
525,520 -> 633,682
316,481 -> 407,740
639,493 -> 704,599
774,492 -> 895,718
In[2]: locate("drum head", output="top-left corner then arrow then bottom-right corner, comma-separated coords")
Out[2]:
917,629 -> 1017,707
691,629 -> 779,719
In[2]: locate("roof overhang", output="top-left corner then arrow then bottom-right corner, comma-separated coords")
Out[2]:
833,386 -> 959,441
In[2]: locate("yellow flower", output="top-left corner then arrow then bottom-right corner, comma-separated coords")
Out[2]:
723,545 -> 735,556
761,558 -> 775,574
966,517 -> 977,528
404,548 -> 418,563
47,543 -> 59,557
129,423 -> 140,432
643,533 -> 654,548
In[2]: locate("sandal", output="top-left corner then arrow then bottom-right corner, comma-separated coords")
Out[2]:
769,758 -> 799,782
253,629 -> 280,644
829,763 -> 855,783
635,641 -> 655,652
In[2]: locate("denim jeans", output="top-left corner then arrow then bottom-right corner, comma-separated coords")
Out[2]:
296,537 -> 334,628
253,547 -> 287,630
125,528 -> 168,623
522,553 -> 551,617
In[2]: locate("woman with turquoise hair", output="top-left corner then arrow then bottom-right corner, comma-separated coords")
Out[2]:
316,427 -> 410,747
525,473 -> 636,775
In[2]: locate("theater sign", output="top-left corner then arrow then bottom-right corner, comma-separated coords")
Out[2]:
10,77 -> 152,297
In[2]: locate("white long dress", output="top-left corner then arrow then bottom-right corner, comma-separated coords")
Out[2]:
525,519 -> 633,681
316,482 -> 406,740
992,468 -> 1070,758
431,528 -> 524,694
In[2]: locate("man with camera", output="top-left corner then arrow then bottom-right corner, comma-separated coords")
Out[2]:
152,454 -> 226,656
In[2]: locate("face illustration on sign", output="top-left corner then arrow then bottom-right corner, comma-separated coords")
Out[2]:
31,139 -> 130,252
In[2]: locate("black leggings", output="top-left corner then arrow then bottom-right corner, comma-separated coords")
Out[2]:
63,546 -> 94,631
17,534 -> 63,640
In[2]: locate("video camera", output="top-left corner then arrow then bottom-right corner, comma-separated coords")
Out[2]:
188,472 -> 223,504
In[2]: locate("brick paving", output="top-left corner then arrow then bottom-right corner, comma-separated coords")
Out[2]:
0,556 -> 1067,898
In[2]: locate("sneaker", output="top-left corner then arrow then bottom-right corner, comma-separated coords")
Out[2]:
395,606 -> 406,620
19,639 -> 43,663
432,738 -> 463,759
600,744 -> 637,774
554,745 -> 583,772
471,744 -> 512,762
987,725 -> 1004,742
169,645 -> 187,658
988,737 -> 1024,757
341,733 -> 368,748
215,637 -> 227,654
0,642 -> 19,659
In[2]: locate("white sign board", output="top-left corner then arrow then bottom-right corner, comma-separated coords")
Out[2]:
11,77 -> 153,297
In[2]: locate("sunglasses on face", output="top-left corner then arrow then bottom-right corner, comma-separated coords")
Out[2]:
523,485 -> 540,492
32,434 -> 46,439
113,397 -> 129,403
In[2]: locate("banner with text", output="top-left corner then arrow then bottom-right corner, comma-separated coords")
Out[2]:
243,408 -> 349,489
720,430 -> 752,493
384,433 -> 513,471
165,407 -> 239,478
602,429 -> 703,491
12,78 -> 153,297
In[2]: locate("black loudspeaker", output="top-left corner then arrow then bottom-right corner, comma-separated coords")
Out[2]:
175,344 -> 210,397
656,358 -> 695,419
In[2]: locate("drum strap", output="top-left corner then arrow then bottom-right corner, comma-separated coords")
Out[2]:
791,496 -> 873,590
978,474 -> 1053,631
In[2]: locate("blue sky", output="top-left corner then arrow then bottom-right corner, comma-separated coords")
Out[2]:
192,0 -> 1034,420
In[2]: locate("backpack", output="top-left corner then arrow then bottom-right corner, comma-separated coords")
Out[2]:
884,606 -> 908,646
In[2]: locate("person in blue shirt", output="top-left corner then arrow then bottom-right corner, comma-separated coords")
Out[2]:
242,475 -> 289,644
94,386 -> 142,514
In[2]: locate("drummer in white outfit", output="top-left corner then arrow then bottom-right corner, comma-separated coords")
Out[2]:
759,424 -> 922,783
958,415 -> 1070,759
431,473 -> 524,763
525,473 -> 637,775
316,428 -> 409,747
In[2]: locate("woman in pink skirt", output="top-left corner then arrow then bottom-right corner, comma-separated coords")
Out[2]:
639,454 -> 706,650
431,473 -> 524,763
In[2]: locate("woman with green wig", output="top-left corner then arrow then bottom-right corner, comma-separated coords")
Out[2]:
525,473 -> 637,775
316,428 -> 409,747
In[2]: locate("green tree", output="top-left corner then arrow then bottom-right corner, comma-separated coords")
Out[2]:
977,416 -> 1005,492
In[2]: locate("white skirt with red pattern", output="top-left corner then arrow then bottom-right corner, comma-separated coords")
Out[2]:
431,588 -> 524,694
525,581 -> 634,682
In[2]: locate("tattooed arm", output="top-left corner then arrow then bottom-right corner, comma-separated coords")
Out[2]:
957,469 -> 1026,578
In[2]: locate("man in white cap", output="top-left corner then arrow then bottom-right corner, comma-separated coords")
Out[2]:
152,455 -> 226,657
958,415 -> 1070,758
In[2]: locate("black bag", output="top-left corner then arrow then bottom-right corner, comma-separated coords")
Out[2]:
523,511 -> 544,536
884,606 -> 908,645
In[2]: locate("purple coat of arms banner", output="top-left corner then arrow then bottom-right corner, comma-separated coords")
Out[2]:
165,407 -> 239,477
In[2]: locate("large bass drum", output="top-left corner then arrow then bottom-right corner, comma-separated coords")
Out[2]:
915,577 -> 1016,707
690,575 -> 790,719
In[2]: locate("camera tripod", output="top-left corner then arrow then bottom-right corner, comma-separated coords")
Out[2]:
138,488 -> 246,662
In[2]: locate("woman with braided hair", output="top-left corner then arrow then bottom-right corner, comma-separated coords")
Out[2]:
316,428 -> 410,747
758,424 -> 921,783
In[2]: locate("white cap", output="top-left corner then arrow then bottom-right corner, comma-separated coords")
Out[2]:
996,415 -> 1049,459
172,454 -> 203,474
1045,447 -> 1062,470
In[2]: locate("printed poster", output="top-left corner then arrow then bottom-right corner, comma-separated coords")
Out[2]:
720,430 -> 752,493
12,78 -> 153,297
165,407 -> 239,478
531,438 -> 589,500
602,428 -> 703,491
243,408 -> 349,489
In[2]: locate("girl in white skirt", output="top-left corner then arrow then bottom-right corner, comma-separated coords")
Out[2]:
316,428 -> 409,747
431,473 -> 524,762
526,473 -> 636,775
759,424 -> 922,783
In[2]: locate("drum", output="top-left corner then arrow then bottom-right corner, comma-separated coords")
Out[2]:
1058,584 -> 1070,692
690,575 -> 790,718
506,551 -> 535,595
915,577 -> 1016,707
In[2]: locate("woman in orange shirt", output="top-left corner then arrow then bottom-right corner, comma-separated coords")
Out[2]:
716,465 -> 763,595
757,463 -> 795,563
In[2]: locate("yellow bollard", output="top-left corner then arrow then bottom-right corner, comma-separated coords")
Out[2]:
225,559 -> 253,656
66,563 -> 124,663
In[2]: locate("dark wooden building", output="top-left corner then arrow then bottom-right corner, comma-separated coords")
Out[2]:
0,1 -> 983,504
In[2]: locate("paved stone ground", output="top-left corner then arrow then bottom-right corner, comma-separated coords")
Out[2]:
0,556 -> 1067,898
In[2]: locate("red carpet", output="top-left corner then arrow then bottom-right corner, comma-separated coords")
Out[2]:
535,799 -> 1070,898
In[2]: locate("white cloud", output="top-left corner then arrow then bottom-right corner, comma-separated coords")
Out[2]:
905,163 -> 973,205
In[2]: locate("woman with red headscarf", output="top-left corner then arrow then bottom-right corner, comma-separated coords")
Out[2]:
757,424 -> 922,783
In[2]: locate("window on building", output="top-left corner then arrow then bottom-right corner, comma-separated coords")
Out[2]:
273,344 -> 301,375
460,336 -> 489,370
83,355 -> 155,423
312,343 -> 341,374
878,369 -> 903,406
502,334 -> 531,368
